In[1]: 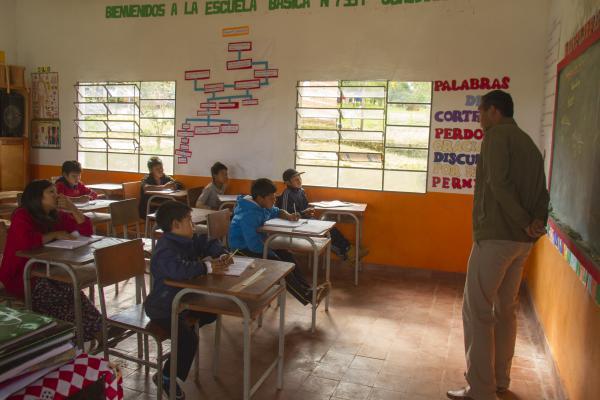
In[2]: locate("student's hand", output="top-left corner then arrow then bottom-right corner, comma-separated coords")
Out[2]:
525,219 -> 546,238
303,207 -> 316,218
57,194 -> 78,213
211,254 -> 233,274
73,195 -> 90,204
165,181 -> 177,190
285,211 -> 300,222
53,231 -> 76,240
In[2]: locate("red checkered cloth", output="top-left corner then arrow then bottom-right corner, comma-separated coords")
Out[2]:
8,353 -> 123,400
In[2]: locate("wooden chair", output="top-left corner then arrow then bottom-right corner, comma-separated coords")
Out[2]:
93,239 -> 170,400
186,186 -> 204,208
109,199 -> 153,290
0,220 -> 17,307
121,181 -> 141,204
207,209 -> 231,246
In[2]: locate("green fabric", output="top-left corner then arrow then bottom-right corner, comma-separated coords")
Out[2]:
473,119 -> 550,242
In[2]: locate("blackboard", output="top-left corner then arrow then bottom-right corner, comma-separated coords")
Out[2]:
549,36 -> 600,260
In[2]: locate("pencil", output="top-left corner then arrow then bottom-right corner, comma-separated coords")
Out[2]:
226,248 -> 240,262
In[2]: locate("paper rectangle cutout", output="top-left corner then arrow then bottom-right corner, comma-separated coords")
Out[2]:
242,99 -> 259,106
235,79 -> 261,90
180,137 -> 190,144
227,59 -> 253,70
204,83 -> 225,93
177,130 -> 194,137
222,26 -> 250,37
254,69 -> 279,78
175,149 -> 192,157
200,102 -> 217,109
194,126 -> 221,135
218,101 -> 239,109
177,157 -> 188,164
228,42 -> 252,52
197,110 -> 220,116
185,69 -> 210,80
220,124 -> 239,134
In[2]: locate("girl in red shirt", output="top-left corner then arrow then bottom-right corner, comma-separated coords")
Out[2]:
55,160 -> 98,202
0,179 -> 102,341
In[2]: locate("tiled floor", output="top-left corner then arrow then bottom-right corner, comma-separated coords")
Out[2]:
106,262 -> 563,400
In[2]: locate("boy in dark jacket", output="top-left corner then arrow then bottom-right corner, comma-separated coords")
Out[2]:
276,169 -> 367,262
228,178 -> 313,305
145,200 -> 231,399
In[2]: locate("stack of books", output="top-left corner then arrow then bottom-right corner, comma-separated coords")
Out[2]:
0,306 -> 76,398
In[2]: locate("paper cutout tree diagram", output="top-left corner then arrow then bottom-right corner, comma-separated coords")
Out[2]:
176,40 -> 279,164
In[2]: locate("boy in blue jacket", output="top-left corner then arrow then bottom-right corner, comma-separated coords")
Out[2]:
145,200 -> 232,399
228,178 -> 312,305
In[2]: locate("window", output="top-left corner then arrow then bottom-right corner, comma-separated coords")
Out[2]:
75,81 -> 176,174
295,80 -> 432,193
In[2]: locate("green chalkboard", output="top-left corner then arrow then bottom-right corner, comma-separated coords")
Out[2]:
549,37 -> 600,258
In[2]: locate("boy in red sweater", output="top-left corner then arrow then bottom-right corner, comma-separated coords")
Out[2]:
55,160 -> 98,202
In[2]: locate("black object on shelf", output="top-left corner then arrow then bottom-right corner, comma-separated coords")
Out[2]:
0,90 -> 25,137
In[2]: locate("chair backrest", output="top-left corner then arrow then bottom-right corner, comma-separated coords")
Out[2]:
110,199 -> 140,238
207,209 -> 231,243
16,193 -> 22,207
0,220 -> 8,255
122,181 -> 141,202
94,239 -> 146,288
186,186 -> 204,208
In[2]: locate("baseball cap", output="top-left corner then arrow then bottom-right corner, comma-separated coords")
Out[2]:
282,168 -> 305,182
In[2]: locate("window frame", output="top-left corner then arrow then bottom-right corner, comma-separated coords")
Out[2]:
74,81 -> 177,174
294,80 -> 433,194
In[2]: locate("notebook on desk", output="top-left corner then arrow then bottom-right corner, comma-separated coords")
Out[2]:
45,233 -> 103,250
311,200 -> 352,208
206,256 -> 255,276
264,218 -> 308,228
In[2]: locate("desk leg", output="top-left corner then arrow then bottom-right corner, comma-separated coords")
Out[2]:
23,259 -> 36,310
277,278 -> 286,389
325,241 -> 331,311
243,310 -> 251,400
355,217 -> 360,286
169,304 -> 179,400
213,315 -> 222,377
311,249 -> 319,333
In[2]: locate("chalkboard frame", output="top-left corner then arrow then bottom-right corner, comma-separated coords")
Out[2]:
548,29 -> 600,283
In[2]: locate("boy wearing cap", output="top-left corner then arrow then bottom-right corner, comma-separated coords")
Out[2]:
277,168 -> 367,262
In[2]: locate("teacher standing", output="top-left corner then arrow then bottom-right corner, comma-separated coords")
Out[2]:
447,90 -> 550,400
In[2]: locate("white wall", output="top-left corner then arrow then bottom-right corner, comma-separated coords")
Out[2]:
15,0 -> 549,181
0,0 -> 17,63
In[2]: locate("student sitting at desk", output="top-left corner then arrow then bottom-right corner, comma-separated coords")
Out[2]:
55,160 -> 99,203
144,200 -> 232,399
228,178 -> 313,305
139,156 -> 183,219
196,161 -> 228,210
276,168 -> 360,261
0,179 -> 102,342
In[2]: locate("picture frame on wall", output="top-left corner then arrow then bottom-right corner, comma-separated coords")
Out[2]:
31,119 -> 61,149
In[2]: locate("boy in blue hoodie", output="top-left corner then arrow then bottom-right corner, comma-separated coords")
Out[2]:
145,200 -> 232,399
228,178 -> 312,305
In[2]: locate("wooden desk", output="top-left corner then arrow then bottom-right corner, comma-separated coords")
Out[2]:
217,194 -> 239,210
149,208 -> 217,250
0,191 -> 21,202
18,237 -> 130,349
166,258 -> 293,400
310,202 -> 367,286
76,199 -> 118,213
86,183 -> 124,199
258,220 -> 335,332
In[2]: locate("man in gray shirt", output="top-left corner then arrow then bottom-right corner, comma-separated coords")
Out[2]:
447,91 -> 549,400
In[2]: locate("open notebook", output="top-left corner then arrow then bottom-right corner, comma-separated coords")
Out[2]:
45,232 -> 102,250
311,200 -> 352,208
264,218 -> 309,228
206,256 -> 255,276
